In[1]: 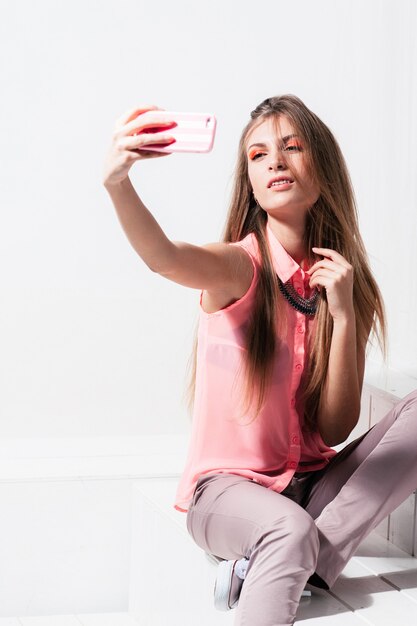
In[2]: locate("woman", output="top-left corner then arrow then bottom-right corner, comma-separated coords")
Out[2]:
103,95 -> 417,626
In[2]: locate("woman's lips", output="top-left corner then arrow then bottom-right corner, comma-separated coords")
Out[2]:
269,181 -> 294,191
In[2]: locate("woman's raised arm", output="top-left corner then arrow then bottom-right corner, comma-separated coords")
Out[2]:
103,106 -> 253,299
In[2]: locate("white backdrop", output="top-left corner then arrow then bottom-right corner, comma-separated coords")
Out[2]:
0,0 -> 416,437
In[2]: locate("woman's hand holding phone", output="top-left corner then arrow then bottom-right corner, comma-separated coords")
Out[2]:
102,105 -> 216,187
102,105 -> 178,187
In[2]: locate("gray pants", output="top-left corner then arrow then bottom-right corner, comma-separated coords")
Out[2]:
186,389 -> 417,625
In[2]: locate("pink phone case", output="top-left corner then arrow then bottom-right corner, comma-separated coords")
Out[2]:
137,111 -> 216,153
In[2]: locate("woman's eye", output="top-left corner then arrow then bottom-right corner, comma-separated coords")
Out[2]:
250,152 -> 265,160
285,144 -> 302,152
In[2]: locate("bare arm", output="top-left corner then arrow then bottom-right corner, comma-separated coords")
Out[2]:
103,105 -> 253,296
307,246 -> 369,446
104,176 -> 253,295
316,315 -> 366,446
104,176 -> 175,273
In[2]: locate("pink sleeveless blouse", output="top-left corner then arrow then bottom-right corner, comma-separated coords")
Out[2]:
174,223 -> 337,513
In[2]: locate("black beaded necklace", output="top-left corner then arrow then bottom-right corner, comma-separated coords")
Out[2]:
277,275 -> 320,316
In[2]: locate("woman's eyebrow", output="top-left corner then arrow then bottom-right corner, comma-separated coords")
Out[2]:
247,134 -> 300,151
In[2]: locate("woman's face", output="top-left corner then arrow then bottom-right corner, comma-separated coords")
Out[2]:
246,115 -> 320,224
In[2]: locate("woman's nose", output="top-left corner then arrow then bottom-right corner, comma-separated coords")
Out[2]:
268,153 -> 286,170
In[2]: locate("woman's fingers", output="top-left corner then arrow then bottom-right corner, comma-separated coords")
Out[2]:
309,269 -> 335,288
311,247 -> 352,269
126,113 -> 177,137
307,249 -> 352,276
103,105 -> 175,186
309,265 -> 353,294
121,131 -> 176,151
307,258 -> 345,276
127,149 -> 172,159
306,250 -> 354,321
115,107 -> 178,151
114,104 -> 159,131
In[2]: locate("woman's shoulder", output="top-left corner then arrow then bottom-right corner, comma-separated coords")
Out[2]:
200,233 -> 259,315
229,231 -> 260,260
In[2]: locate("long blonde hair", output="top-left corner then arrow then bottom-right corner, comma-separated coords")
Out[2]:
183,94 -> 387,431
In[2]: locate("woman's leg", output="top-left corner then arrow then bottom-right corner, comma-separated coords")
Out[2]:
304,388 -> 417,589
186,473 -> 319,626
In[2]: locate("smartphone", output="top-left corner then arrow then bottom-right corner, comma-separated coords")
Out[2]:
136,111 -> 216,153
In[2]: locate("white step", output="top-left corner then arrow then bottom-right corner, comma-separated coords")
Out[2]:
0,614 -> 140,625
0,436 -> 188,617
1,373 -> 417,622
129,477 -> 234,626
0,434 -> 188,481
129,478 -> 363,625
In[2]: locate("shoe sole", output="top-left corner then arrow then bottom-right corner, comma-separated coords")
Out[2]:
214,559 -> 237,611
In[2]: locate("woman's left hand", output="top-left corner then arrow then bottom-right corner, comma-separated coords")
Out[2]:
306,247 -> 354,322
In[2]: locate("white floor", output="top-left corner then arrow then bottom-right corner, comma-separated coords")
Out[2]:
298,531 -> 417,624
1,423 -> 416,625
2,531 -> 417,625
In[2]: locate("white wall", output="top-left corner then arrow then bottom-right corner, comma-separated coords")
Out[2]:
0,0 -> 416,437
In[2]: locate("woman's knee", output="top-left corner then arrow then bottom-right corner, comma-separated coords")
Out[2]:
395,388 -> 417,424
261,509 -> 319,558
403,388 -> 417,408
287,510 -> 319,549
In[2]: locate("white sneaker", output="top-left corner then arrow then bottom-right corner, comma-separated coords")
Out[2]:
213,558 -> 248,611
213,557 -> 312,611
